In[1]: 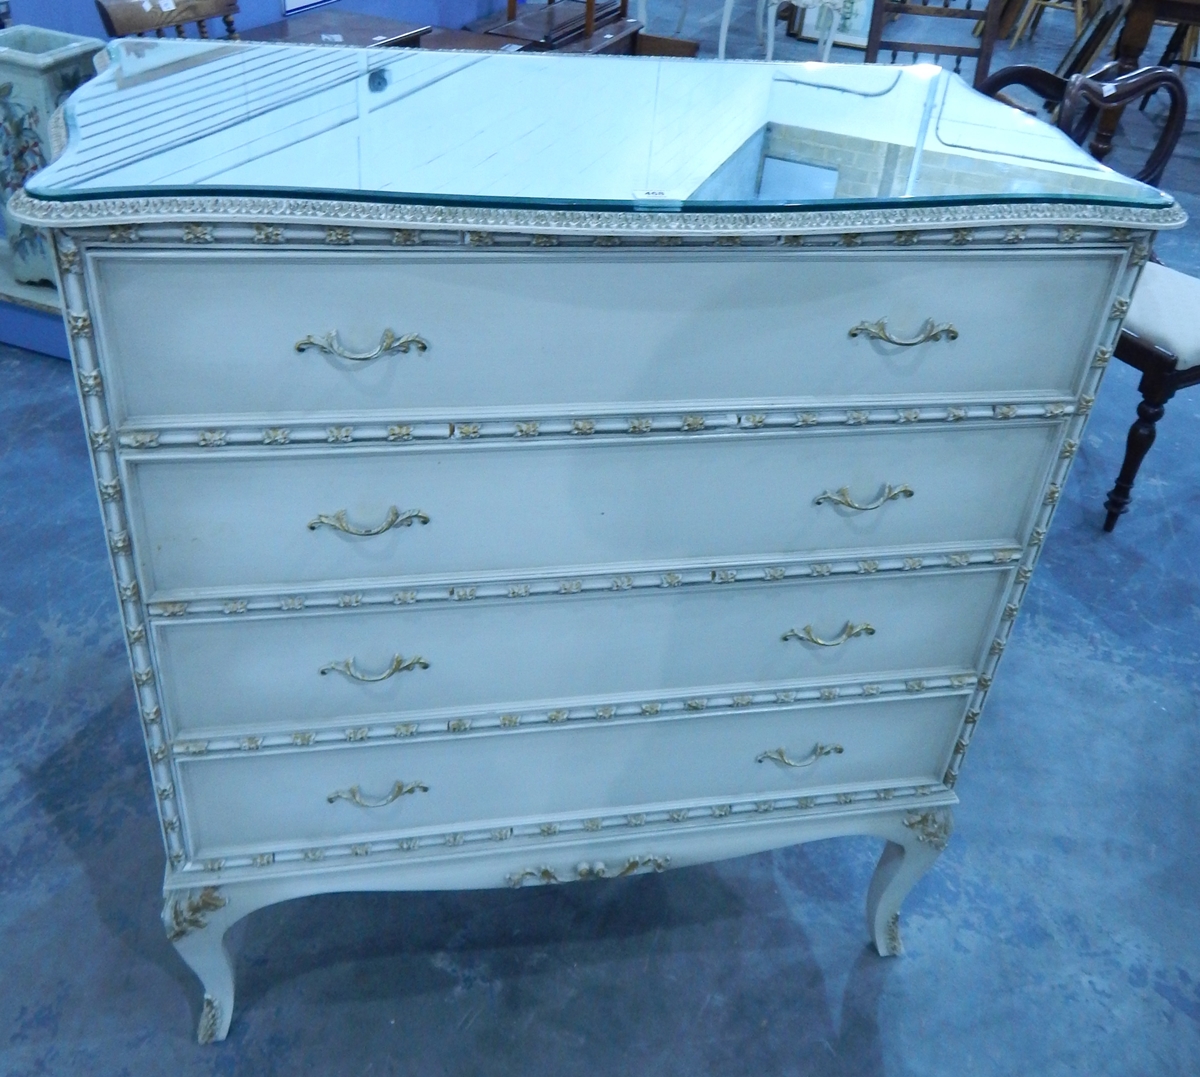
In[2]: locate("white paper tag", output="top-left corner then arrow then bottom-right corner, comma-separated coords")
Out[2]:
320,33 -> 344,42
159,0 -> 177,10
142,1 -> 152,11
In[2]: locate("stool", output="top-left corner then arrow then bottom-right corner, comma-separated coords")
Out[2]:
1103,261 -> 1200,530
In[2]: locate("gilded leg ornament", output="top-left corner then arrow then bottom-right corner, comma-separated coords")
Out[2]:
865,807 -> 953,956
163,886 -> 244,1043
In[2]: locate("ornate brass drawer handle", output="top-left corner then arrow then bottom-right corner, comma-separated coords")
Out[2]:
782,623 -> 875,647
756,744 -> 844,768
848,319 -> 958,346
295,329 -> 429,362
308,507 -> 429,536
327,779 -> 428,808
320,654 -> 429,682
814,484 -> 913,512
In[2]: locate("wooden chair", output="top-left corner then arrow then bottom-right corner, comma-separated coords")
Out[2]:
95,0 -> 239,39
1138,21 -> 1200,109
980,64 -> 1192,531
718,0 -> 843,60
865,0 -> 1002,90
1054,0 -> 1129,80
1102,264 -> 1200,530
978,62 -> 1186,183
1009,0 -> 1087,46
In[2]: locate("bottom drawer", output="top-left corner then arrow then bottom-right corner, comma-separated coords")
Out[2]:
177,694 -> 965,858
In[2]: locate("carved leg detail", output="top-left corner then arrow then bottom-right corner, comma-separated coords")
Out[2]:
163,886 -> 245,1043
866,808 -> 952,957
1104,382 -> 1173,532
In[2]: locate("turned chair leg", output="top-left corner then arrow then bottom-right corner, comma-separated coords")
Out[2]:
1103,374 -> 1176,531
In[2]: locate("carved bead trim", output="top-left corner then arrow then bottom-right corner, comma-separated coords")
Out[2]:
140,545 -> 1020,620
944,243 -> 1138,790
57,243 -> 81,273
169,670 -> 976,757
182,223 -> 214,243
10,189 -> 1179,238
105,400 -> 1074,451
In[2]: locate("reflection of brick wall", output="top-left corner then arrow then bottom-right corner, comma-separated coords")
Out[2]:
765,123 -> 915,198
914,148 -> 1129,199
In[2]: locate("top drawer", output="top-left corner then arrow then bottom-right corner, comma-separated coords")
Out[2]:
88,248 -> 1119,424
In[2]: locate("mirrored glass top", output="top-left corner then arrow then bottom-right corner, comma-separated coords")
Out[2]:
27,37 -> 1170,210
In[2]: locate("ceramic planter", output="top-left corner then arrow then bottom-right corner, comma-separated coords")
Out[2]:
0,25 -> 103,285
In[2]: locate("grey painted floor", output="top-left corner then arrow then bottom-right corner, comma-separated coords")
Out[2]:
3,10 -> 1200,1075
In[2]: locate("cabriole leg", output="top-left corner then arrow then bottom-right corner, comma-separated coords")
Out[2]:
865,808 -> 953,956
163,885 -> 249,1043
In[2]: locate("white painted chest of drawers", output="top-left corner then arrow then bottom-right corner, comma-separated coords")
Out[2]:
18,40 -> 1183,1042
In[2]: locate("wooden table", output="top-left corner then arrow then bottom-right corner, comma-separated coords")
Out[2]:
420,28 -> 530,50
240,10 -> 431,48
1090,0 -> 1200,158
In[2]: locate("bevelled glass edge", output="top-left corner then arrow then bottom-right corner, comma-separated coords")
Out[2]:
9,187 -> 1187,232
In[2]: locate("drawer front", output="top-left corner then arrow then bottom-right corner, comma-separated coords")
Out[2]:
130,423 -> 1054,596
176,693 -> 965,857
91,249 -> 1118,424
153,570 -> 1008,735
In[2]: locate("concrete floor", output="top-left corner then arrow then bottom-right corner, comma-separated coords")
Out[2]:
3,10 -> 1200,1075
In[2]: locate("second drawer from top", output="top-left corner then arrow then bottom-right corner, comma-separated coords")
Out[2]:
127,422 -> 1057,597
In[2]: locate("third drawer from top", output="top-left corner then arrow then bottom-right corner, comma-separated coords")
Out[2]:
152,568 -> 1010,737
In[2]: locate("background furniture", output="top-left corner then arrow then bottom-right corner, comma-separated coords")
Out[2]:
1088,0 -> 1200,157
239,11 -> 432,49
1009,0 -> 1087,46
1103,262 -> 1200,529
490,0 -> 627,45
17,40 -> 1180,1043
94,0 -> 239,38
1054,0 -> 1129,79
978,62 -> 1187,184
719,0 -> 843,61
865,0 -> 1002,88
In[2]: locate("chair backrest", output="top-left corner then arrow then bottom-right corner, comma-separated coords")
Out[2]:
95,0 -> 239,39
978,63 -> 1187,185
865,0 -> 1001,90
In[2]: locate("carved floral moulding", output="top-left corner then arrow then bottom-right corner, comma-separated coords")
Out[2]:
171,782 -> 958,881
8,189 -> 1183,237
144,544 -> 1024,619
113,401 -> 1079,453
167,668 -> 979,758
